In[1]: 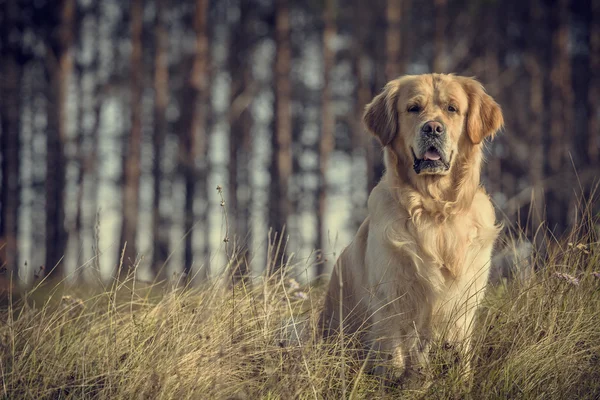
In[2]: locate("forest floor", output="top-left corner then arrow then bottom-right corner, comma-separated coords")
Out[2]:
1,210 -> 600,399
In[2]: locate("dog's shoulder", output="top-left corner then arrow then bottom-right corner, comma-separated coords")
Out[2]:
471,187 -> 497,224
367,180 -> 410,222
470,187 -> 502,243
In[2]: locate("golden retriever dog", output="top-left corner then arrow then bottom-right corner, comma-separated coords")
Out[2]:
320,74 -> 503,385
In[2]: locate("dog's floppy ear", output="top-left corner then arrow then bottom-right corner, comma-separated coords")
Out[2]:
459,77 -> 504,144
363,80 -> 401,147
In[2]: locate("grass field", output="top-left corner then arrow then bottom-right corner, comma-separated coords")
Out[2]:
1,209 -> 599,399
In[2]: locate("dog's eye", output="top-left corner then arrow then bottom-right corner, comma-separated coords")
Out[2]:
447,105 -> 458,113
408,105 -> 421,113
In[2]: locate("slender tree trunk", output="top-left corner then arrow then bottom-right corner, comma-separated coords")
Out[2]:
198,115 -> 211,279
151,0 -> 170,279
589,0 -> 600,164
119,0 -> 144,275
385,0 -> 403,80
229,127 -> 252,283
88,94 -> 102,273
227,0 -> 255,283
549,0 -> 572,173
77,5 -> 104,274
432,0 -> 446,72
73,70 -> 85,274
180,0 -> 209,280
352,0 -> 377,200
371,1 -> 387,188
72,0 -> 93,273
237,127 -> 252,248
0,13 -> 23,279
402,0 -> 412,66
87,79 -> 104,276
268,0 -> 292,273
350,0 -> 375,230
483,2 -> 502,198
30,69 -> 48,274
228,115 -> 239,248
378,0 -> 405,198
45,0 -> 75,278
524,0 -> 547,233
316,0 -> 336,278
548,0 -> 573,232
73,3 -> 98,280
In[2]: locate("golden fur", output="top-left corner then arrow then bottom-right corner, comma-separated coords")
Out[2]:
320,74 -> 504,383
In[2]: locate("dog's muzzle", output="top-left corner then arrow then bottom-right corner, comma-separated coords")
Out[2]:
412,141 -> 452,175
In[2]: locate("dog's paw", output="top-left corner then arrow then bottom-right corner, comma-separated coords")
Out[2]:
398,366 -> 432,392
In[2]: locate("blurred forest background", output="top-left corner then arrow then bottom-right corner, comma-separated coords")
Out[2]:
0,0 -> 598,284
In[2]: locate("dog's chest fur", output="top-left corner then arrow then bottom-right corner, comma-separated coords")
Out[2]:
367,183 -> 499,290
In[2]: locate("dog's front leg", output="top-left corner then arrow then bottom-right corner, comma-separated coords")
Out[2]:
368,296 -> 433,388
400,314 -> 433,389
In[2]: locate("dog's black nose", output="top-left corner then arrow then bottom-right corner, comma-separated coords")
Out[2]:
421,121 -> 445,135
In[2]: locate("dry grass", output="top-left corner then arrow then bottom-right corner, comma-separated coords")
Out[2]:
1,206 -> 600,399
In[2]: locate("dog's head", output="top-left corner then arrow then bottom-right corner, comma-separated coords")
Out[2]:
364,74 -> 503,178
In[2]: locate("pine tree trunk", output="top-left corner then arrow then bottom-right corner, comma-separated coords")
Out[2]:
385,0 -> 403,80
525,0 -> 547,233
432,0 -> 446,72
549,0 -> 572,174
45,0 -> 75,278
0,5 -> 23,278
180,0 -> 209,280
81,5 -> 103,274
227,0 -> 255,283
268,0 -> 292,273
589,0 -> 600,164
371,0 -> 388,189
73,71 -> 85,274
350,0 -> 375,230
119,0 -> 144,275
316,0 -> 336,278
30,69 -> 48,273
480,1 -> 501,194
548,0 -> 573,232
151,0 -> 170,280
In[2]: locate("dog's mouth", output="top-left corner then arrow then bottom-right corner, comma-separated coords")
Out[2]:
423,147 -> 442,161
412,146 -> 452,175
